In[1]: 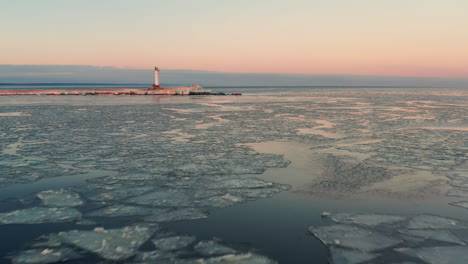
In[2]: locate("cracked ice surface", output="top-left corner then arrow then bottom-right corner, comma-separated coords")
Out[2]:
1,89 -> 467,263
312,212 -> 468,264
0,207 -> 81,224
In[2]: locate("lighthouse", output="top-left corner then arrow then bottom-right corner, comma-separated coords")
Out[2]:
153,66 -> 160,88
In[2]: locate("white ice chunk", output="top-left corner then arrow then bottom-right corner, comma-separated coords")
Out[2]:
396,246 -> 468,264
56,225 -> 157,260
329,247 -> 378,264
329,213 -> 405,226
153,235 -> 196,251
37,189 -> 83,207
0,207 -> 81,224
309,225 -> 402,252
407,214 -> 468,229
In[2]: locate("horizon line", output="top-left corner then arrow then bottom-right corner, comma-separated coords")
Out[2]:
1,64 -> 467,80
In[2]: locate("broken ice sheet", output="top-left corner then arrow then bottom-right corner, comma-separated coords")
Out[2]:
308,225 -> 402,252
194,240 -> 236,256
328,212 -> 405,226
407,214 -> 468,229
396,246 -> 468,264
204,253 -> 278,264
12,248 -> 81,264
398,229 -> 465,245
37,189 -> 83,207
86,204 -> 168,217
55,225 -> 157,260
152,235 -> 196,251
0,207 -> 81,224
143,208 -> 208,222
328,247 -> 378,264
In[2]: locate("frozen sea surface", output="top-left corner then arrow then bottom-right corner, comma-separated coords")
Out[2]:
0,87 -> 467,263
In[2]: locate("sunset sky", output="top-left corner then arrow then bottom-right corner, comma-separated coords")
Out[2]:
1,0 -> 467,78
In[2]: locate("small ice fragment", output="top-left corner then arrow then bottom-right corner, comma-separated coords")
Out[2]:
407,214 -> 468,230
396,246 -> 468,264
321,212 -> 331,217
94,227 -> 105,232
153,235 -> 196,251
309,225 -> 402,252
37,189 -> 83,207
0,207 -> 81,224
194,240 -> 236,256
329,247 -> 378,264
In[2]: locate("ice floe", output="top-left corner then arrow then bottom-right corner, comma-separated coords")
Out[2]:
328,212 -> 406,226
143,208 -> 208,222
86,204 -> 168,217
310,212 -> 468,264
407,214 -> 468,229
328,247 -> 377,264
0,207 -> 81,224
11,248 -> 80,264
396,246 -> 468,264
53,225 -> 157,260
308,224 -> 402,252
36,189 -> 83,207
152,235 -> 196,251
194,240 -> 237,256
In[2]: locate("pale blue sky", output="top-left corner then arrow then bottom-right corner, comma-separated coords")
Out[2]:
1,0 -> 467,77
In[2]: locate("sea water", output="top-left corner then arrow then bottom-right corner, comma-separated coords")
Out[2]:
0,86 -> 467,263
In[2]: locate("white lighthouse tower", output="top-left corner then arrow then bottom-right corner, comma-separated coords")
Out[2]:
153,66 -> 160,88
